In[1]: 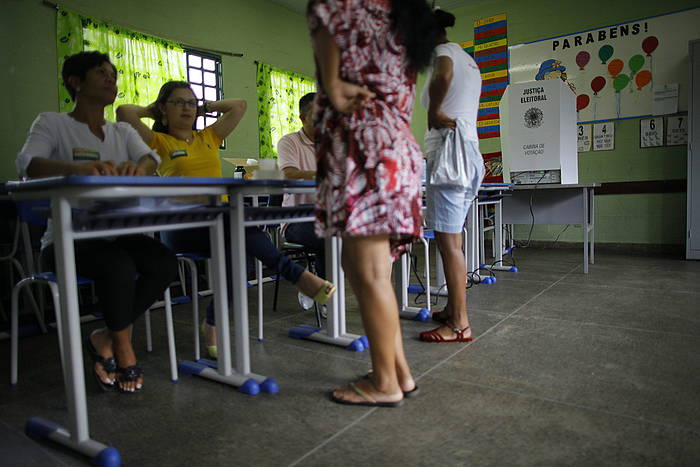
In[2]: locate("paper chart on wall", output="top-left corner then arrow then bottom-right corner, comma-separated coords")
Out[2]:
508,7 -> 700,123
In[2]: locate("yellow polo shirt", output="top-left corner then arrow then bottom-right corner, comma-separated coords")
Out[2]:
151,126 -> 223,178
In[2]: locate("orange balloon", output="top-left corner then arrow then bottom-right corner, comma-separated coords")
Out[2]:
607,59 -> 624,78
635,70 -> 652,90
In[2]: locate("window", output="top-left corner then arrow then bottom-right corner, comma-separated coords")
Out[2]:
256,62 -> 316,158
185,49 -> 225,147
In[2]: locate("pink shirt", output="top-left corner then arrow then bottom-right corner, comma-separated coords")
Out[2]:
277,129 -> 316,207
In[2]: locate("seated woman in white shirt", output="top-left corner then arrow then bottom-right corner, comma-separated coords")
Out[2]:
16,51 -> 178,393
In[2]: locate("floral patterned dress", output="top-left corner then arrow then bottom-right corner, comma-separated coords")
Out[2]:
308,0 -> 423,259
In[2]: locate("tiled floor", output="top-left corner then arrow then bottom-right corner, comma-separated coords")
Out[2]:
1,248 -> 699,466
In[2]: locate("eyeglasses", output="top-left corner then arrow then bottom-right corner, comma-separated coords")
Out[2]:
166,99 -> 198,108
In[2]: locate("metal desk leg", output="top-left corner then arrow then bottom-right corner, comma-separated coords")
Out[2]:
397,241 -> 431,322
22,196 -> 121,467
481,198 -> 517,273
178,211 -> 276,395
583,188 -> 589,274
289,236 -> 366,351
589,188 -> 595,265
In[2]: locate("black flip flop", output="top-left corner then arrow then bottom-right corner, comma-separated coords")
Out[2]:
116,365 -> 143,394
85,337 -> 116,392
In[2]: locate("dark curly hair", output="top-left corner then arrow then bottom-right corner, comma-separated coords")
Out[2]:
62,51 -> 117,101
390,0 -> 440,73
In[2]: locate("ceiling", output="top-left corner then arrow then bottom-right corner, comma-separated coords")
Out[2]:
265,0 -> 491,16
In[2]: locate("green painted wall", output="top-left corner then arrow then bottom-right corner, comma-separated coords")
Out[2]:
3,0 -> 697,245
410,0 -> 700,245
1,0 -> 315,182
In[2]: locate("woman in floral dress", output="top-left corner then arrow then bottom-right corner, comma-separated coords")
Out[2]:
308,0 -> 437,406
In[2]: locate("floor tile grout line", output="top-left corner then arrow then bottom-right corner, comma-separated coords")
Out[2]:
428,374 -> 700,435
287,409 -> 379,467
415,263 -> 581,383
287,265 -> 579,466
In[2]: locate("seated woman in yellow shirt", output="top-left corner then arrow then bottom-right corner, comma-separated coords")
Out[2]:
117,81 -> 334,358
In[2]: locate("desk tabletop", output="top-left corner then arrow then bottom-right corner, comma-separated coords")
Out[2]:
511,183 -> 600,190
4,176 -> 315,192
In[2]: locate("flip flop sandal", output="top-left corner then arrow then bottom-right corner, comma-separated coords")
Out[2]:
362,371 -> 420,398
85,336 -> 116,391
312,281 -> 336,306
116,365 -> 144,394
330,382 -> 404,408
419,323 -> 473,343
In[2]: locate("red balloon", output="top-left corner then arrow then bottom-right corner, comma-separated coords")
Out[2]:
577,94 -> 590,112
642,36 -> 659,56
591,76 -> 606,95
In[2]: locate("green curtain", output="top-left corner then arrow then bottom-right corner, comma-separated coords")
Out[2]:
56,9 -> 186,122
256,62 -> 316,158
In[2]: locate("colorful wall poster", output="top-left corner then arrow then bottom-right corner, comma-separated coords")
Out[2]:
508,7 -> 700,123
482,151 -> 504,183
475,13 -> 508,140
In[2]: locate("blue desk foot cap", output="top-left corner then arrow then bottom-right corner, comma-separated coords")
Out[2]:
288,325 -> 321,339
481,276 -> 496,285
346,338 -> 365,352
407,284 -> 425,294
509,266 -> 519,273
261,377 -> 279,394
257,338 -> 264,342
479,264 -> 486,269
178,360 -> 206,376
359,335 -> 369,349
238,378 -> 260,395
94,447 -> 122,467
413,308 -> 431,322
170,379 -> 178,383
504,247 -> 514,255
196,358 -> 218,369
25,417 -> 60,441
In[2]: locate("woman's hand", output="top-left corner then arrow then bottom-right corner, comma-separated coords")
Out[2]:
326,80 -> 375,115
76,160 -> 118,176
428,111 -> 456,130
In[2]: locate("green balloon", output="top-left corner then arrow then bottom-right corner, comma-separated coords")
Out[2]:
613,74 -> 630,92
629,54 -> 645,73
599,45 -> 614,64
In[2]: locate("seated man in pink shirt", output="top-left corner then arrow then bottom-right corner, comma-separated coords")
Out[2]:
277,93 -> 327,299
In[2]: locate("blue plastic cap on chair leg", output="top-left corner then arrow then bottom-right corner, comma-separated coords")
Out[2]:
414,308 -> 431,322
25,417 -> 60,440
238,378 -> 261,395
509,266 -> 519,273
94,447 -> 122,467
359,335 -> 369,349
345,338 -> 365,352
261,377 -> 279,394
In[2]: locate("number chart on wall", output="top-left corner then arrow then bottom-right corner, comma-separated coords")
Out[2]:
508,7 -> 700,123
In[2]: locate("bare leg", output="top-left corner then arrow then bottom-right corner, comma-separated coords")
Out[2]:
331,235 -> 404,404
430,232 -> 471,338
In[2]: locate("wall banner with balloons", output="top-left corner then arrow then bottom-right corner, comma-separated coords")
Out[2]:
508,7 -> 700,123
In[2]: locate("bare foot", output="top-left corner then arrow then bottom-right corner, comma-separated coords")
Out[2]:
331,378 -> 403,405
366,369 -> 416,394
295,271 -> 326,298
113,341 -> 143,393
89,328 -> 116,386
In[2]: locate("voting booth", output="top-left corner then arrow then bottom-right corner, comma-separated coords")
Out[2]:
500,79 -> 578,184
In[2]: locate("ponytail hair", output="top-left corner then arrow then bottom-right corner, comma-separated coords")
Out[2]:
433,8 -> 456,37
390,0 -> 439,73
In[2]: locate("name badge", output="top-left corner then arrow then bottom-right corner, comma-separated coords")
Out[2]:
72,148 -> 100,161
170,149 -> 188,159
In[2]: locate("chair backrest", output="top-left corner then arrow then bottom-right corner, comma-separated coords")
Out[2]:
15,200 -> 50,228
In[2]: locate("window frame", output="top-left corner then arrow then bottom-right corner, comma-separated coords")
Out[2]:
185,48 -> 225,148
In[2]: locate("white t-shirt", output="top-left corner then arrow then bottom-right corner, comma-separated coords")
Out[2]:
15,112 -> 160,247
421,42 -> 482,141
277,129 -> 316,207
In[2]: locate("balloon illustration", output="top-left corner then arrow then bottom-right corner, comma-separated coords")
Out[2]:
598,44 -> 614,64
613,74 -> 630,92
628,54 -> 645,74
576,51 -> 590,70
591,76 -> 606,95
635,70 -> 652,90
642,36 -> 659,56
607,59 -> 624,78
576,94 -> 590,112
